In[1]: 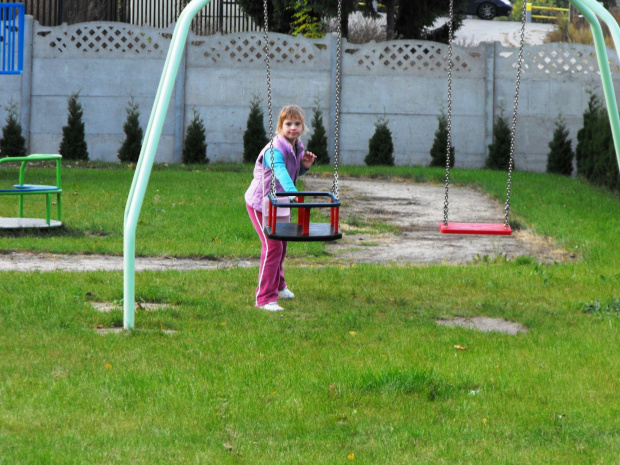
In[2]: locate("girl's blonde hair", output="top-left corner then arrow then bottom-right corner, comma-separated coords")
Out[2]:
276,104 -> 308,135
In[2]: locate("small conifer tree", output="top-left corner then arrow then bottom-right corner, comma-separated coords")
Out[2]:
243,95 -> 268,163
118,97 -> 144,163
546,116 -> 574,176
307,100 -> 329,165
59,92 -> 89,161
183,108 -> 208,164
589,108 -> 619,191
486,113 -> 512,170
429,111 -> 454,168
0,101 -> 27,158
364,117 -> 395,166
576,93 -> 601,179
575,93 -> 619,190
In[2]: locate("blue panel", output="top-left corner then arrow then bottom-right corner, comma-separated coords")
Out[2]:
0,3 -> 25,74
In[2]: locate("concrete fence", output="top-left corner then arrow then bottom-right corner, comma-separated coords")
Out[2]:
1,17 -> 618,171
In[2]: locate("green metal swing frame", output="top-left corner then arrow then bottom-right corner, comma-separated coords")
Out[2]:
123,0 -> 620,330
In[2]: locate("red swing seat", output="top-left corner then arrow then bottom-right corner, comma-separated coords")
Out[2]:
440,222 -> 512,236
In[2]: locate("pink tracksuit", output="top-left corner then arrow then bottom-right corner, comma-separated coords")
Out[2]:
245,136 -> 304,306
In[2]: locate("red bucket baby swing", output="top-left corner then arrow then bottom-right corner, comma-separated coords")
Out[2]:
260,0 -> 344,242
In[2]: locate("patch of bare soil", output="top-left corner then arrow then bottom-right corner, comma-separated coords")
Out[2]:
0,175 -> 576,271
91,302 -> 174,312
301,174 -> 577,265
0,252 -> 254,272
436,317 -> 527,335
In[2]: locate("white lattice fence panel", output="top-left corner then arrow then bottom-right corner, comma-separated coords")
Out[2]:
498,44 -> 620,78
189,32 -> 330,68
343,41 -> 484,76
34,22 -> 171,58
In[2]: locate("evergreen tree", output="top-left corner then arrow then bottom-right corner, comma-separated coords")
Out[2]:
307,101 -> 329,165
575,93 -> 619,190
364,117 -> 394,166
429,111 -> 454,168
59,92 -> 89,161
575,93 -> 601,179
118,97 -> 144,163
589,108 -> 619,190
546,116 -> 574,176
0,101 -> 27,158
486,113 -> 512,170
183,108 -> 209,164
243,95 -> 269,164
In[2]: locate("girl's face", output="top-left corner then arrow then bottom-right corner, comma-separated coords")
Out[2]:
281,118 -> 303,143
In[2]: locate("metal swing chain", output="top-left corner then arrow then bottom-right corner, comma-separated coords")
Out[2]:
263,0 -> 276,198
442,0 -> 455,226
331,0 -> 343,201
504,0 -> 527,227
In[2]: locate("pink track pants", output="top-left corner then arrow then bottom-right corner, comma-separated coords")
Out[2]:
247,204 -> 288,307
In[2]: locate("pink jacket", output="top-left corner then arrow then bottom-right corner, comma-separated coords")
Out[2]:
245,135 -> 304,212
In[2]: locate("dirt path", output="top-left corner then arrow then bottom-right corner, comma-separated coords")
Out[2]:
0,175 -> 575,272
0,252 -> 254,272
302,174 -> 575,265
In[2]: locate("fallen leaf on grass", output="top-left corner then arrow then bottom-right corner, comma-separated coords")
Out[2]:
454,345 -> 467,351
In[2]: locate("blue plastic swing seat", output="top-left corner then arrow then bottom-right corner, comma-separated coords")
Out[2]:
440,222 -> 512,236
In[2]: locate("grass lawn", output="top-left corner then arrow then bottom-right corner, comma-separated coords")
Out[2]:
0,162 -> 618,464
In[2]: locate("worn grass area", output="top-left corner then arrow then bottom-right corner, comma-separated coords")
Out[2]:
0,163 -> 618,265
0,162 -> 325,257
0,163 -> 618,464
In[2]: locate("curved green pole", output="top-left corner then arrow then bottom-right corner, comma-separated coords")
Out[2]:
123,0 -> 212,330
569,0 -> 620,171
578,0 -> 620,61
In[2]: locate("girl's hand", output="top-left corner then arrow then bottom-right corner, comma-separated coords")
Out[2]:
301,151 -> 317,169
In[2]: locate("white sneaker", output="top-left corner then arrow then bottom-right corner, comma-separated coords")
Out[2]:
259,302 -> 284,312
278,287 -> 295,300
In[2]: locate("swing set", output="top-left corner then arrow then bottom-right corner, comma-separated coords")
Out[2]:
123,0 -> 620,330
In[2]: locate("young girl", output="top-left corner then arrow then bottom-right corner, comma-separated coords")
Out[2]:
245,105 -> 317,311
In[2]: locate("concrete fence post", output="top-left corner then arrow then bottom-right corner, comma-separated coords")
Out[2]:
173,35 -> 188,163
484,42 -> 496,157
